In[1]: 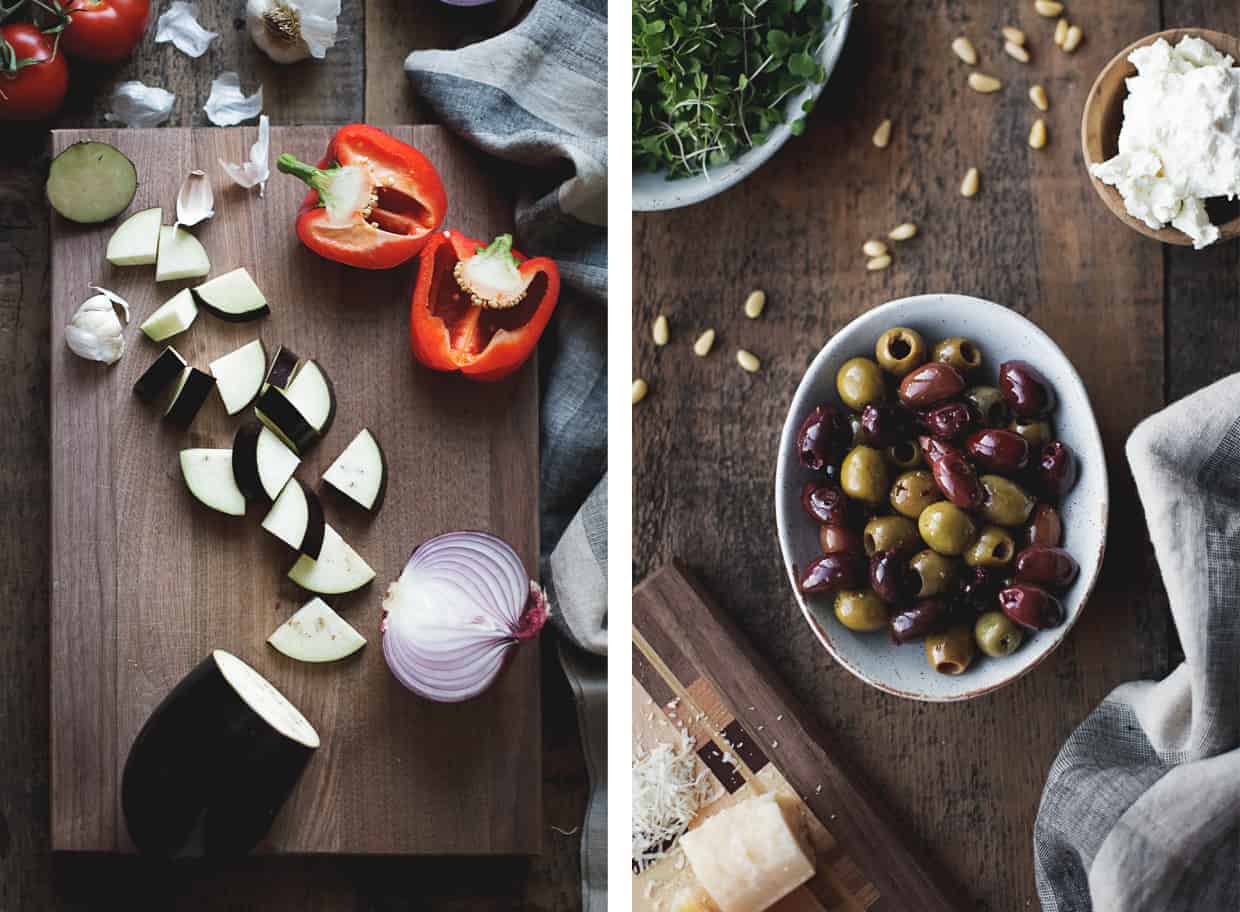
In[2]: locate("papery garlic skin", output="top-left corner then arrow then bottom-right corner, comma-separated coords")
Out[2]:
220,115 -> 271,195
65,288 -> 130,365
246,0 -> 340,64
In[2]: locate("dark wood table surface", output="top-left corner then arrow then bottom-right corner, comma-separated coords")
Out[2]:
634,2 -> 1239,909
0,2 -> 588,909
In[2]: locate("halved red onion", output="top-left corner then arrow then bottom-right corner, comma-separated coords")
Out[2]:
381,530 -> 549,702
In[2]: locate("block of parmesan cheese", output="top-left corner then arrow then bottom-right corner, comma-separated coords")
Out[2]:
679,792 -> 816,912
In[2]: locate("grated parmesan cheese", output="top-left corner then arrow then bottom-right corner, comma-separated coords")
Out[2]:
633,731 -> 710,872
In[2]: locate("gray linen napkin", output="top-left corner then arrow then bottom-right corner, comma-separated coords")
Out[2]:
406,5 -> 608,909
1034,371 -> 1240,910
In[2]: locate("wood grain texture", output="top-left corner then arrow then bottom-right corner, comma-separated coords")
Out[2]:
635,564 -> 964,912
50,126 -> 539,856
633,2 -> 1171,909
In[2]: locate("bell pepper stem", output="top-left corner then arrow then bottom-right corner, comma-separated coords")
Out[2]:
277,152 -> 326,188
475,233 -> 518,265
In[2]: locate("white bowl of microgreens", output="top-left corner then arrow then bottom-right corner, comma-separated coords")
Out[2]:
632,0 -> 852,212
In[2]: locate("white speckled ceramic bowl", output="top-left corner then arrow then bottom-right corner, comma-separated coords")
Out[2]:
632,0 -> 852,212
774,294 -> 1109,701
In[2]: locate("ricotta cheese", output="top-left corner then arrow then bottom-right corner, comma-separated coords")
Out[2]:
1090,36 -> 1240,249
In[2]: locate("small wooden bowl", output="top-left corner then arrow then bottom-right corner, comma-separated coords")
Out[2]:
1081,27 -> 1240,246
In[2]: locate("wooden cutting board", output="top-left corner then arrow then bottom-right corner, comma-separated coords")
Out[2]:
633,565 -> 962,912
49,127 -> 540,855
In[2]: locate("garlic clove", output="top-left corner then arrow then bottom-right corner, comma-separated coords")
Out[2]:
66,287 -> 131,365
247,0 -> 341,64
175,170 -> 216,227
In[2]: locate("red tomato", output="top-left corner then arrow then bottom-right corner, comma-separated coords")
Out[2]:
0,24 -> 69,122
59,0 -> 150,63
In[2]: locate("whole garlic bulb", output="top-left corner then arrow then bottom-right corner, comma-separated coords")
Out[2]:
65,287 -> 130,365
246,0 -> 340,64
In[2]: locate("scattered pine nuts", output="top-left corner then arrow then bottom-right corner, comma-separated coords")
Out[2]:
632,379 -> 649,404
1002,26 -> 1026,46
652,314 -> 669,346
872,118 -> 893,149
951,36 -> 978,65
1053,18 -> 1069,46
1029,84 -> 1049,111
1062,24 -> 1083,52
1004,41 -> 1030,63
961,167 -> 980,198
743,289 -> 766,319
866,254 -> 893,271
736,349 -> 760,373
1035,0 -> 1063,18
862,238 -> 888,258
888,222 -> 918,241
1029,118 -> 1048,149
968,72 -> 1003,93
693,329 -> 715,357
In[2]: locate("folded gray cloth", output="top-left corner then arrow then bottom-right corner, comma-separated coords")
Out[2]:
1035,372 -> 1240,911
406,6 -> 607,909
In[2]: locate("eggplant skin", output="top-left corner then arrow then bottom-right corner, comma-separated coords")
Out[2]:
122,654 -> 314,858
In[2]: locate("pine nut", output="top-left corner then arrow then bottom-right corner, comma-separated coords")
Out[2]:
1053,18 -> 1069,45
632,379 -> 649,404
968,72 -> 1003,93
951,36 -> 977,65
652,314 -> 669,346
1029,84 -> 1049,111
693,329 -> 716,357
1035,0 -> 1063,17
866,254 -> 893,271
1002,26 -> 1026,45
743,289 -> 766,318
1062,24 -> 1082,52
862,238 -> 889,258
1029,118 -> 1048,149
736,349 -> 760,373
872,118 -> 893,149
888,222 -> 918,241
1004,41 -> 1030,62
960,167 -> 980,198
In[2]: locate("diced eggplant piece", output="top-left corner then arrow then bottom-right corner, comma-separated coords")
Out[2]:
133,347 -> 186,404
163,367 -> 216,430
192,268 -> 269,322
179,449 -> 246,516
263,345 -> 300,392
46,142 -> 138,224
254,387 -> 318,454
106,207 -> 162,265
141,289 -> 199,341
287,525 -> 374,595
261,478 -> 325,558
232,422 -> 300,504
155,226 -> 210,282
268,598 -> 365,663
121,650 -> 319,858
322,428 -> 385,512
284,359 -> 334,434
209,339 -> 266,415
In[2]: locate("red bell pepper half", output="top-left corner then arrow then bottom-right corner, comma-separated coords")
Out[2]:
277,125 -> 447,270
410,231 -> 560,382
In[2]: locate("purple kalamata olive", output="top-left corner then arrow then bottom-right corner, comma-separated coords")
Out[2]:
999,583 -> 1064,630
957,566 -> 1004,617
918,401 -> 974,439
1037,441 -> 1078,499
797,405 -> 850,472
920,435 -> 984,510
800,553 -> 865,594
860,403 -> 915,447
1014,545 -> 1079,591
870,550 -> 919,605
1023,503 -> 1063,548
965,428 -> 1031,474
898,362 -> 966,409
801,481 -> 852,526
999,360 -> 1056,418
889,597 -> 950,644
820,524 -> 865,557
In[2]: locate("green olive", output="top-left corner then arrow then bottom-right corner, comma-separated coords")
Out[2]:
909,549 -> 959,597
979,474 -> 1035,527
964,385 -> 1009,428
917,502 -> 977,556
1009,418 -> 1053,448
885,440 -> 923,469
889,469 -> 941,519
840,445 -> 889,504
933,336 -> 983,373
964,525 -> 1017,567
863,515 -> 920,556
925,625 -> 976,675
974,611 -> 1024,658
834,589 -> 888,632
836,357 -> 887,411
874,327 -> 928,377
